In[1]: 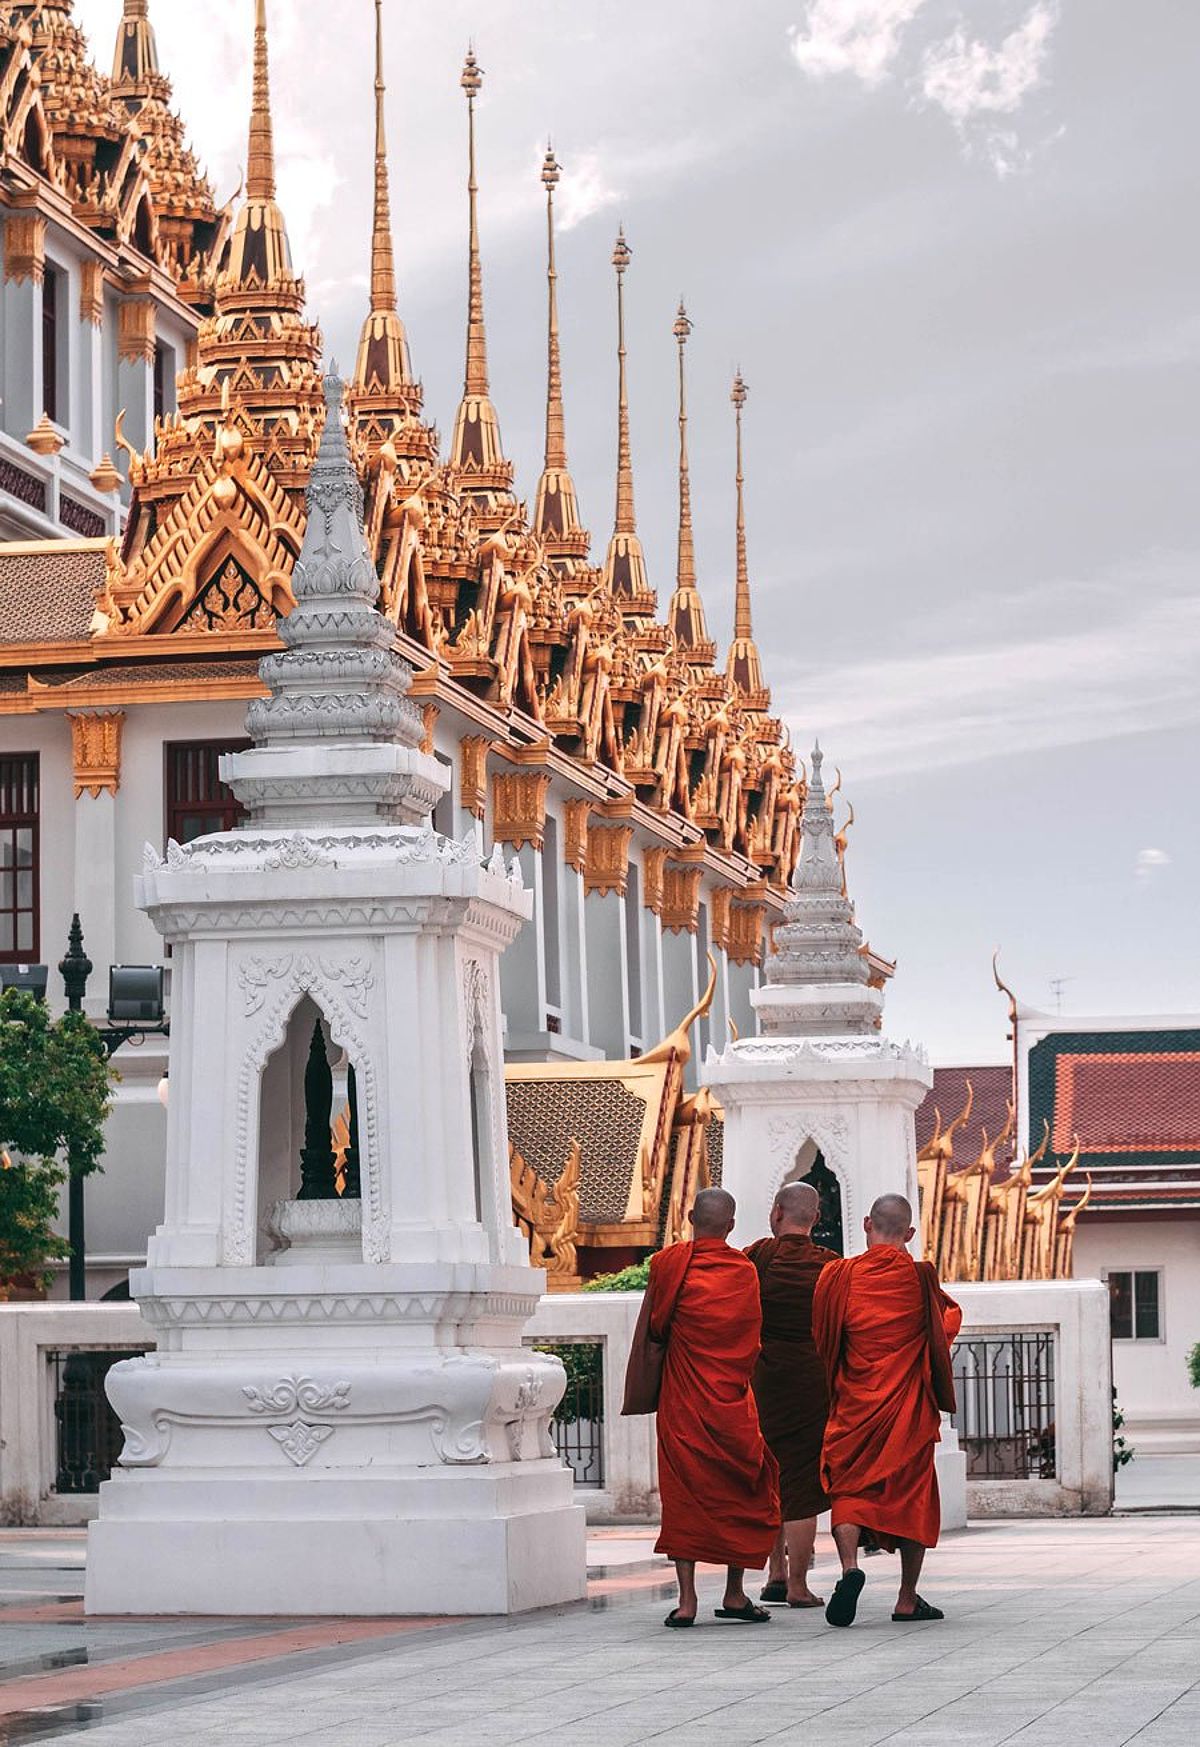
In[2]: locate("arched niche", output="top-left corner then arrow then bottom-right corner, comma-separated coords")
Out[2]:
783,1141 -> 845,1256
256,993 -> 362,1263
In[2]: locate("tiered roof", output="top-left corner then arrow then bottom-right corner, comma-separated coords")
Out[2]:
1,0 -> 225,296
1,0 -> 807,894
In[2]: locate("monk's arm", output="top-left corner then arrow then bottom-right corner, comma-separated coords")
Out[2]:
939,1285 -> 963,1345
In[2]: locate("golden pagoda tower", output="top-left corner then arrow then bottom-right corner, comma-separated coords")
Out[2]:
725,372 -> 770,710
532,146 -> 592,581
602,228 -> 656,620
448,48 -> 516,531
666,300 -> 715,669
347,0 -> 431,463
108,0 -> 217,286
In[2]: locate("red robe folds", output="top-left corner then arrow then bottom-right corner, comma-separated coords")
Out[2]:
813,1246 -> 962,1551
651,1237 -> 780,1568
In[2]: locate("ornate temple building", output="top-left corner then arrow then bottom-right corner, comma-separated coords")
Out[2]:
0,0 -> 813,1292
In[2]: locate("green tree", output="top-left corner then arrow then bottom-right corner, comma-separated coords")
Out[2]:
583,1257 -> 651,1293
0,989 -> 113,1290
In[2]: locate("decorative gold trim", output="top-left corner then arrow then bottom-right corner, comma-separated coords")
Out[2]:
563,798 -> 591,873
420,701 -> 438,756
459,735 -> 491,818
583,822 -> 633,898
117,298 -> 156,365
642,845 -> 668,916
80,260 -> 105,327
3,214 -> 46,285
67,710 -> 125,798
492,769 -> 551,852
661,864 -> 702,934
25,414 -> 64,456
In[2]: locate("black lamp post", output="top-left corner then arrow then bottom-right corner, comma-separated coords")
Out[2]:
58,913 -> 93,1301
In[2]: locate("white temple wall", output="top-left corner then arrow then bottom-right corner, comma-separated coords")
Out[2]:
1072,1218 -> 1200,1454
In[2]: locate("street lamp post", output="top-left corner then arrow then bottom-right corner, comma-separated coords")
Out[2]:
58,914 -> 93,1302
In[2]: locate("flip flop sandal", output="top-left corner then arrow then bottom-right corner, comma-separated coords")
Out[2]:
825,1568 -> 866,1628
892,1597 -> 944,1622
714,1601 -> 772,1623
759,1580 -> 788,1604
664,1608 -> 695,1628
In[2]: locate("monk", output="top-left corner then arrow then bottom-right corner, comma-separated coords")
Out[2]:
812,1193 -> 962,1628
745,1182 -> 839,1607
649,1188 -> 780,1627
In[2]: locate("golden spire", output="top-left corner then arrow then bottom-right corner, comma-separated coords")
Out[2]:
247,0 -> 275,204
461,47 -> 487,398
667,301 -> 714,664
111,0 -> 160,90
542,146 -> 566,472
533,145 -> 589,572
449,47 -> 515,521
602,227 -> 652,606
369,0 -> 396,317
350,0 -> 416,408
613,228 -> 635,535
725,371 -> 768,706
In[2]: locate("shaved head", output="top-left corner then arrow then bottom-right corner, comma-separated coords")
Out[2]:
691,1187 -> 736,1237
772,1182 -> 821,1233
867,1194 -> 914,1242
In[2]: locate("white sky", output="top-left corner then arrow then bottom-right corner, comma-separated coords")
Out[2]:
75,0 -> 1200,1057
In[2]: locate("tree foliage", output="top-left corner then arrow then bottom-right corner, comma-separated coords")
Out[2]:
0,990 -> 113,1288
1187,1344 -> 1200,1391
583,1257 -> 652,1293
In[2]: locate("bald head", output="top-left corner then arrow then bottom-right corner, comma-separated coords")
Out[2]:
690,1187 -> 736,1239
865,1193 -> 915,1247
771,1182 -> 821,1236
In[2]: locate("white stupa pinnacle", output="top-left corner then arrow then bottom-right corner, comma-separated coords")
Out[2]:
756,743 -> 882,1037
223,372 -> 442,828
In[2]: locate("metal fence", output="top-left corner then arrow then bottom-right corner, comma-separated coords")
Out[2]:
49,1349 -> 147,1494
525,1339 -> 605,1487
951,1332 -> 1057,1480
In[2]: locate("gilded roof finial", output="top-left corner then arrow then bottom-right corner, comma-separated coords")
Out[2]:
533,144 -> 590,571
461,46 -> 488,398
725,368 -> 768,706
666,301 -> 713,663
612,227 -> 635,536
247,0 -> 275,204
112,0 -> 158,88
541,145 -> 565,471
369,0 -> 396,316
350,0 -> 415,404
674,300 -> 695,594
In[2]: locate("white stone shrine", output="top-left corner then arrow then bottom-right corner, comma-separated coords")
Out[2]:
85,376 -> 587,1616
702,745 -> 933,1252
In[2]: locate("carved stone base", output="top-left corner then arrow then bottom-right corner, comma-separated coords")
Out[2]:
86,1466 -> 585,1615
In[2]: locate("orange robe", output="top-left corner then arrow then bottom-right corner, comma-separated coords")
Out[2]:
813,1246 -> 962,1552
651,1237 -> 780,1568
745,1234 -> 839,1520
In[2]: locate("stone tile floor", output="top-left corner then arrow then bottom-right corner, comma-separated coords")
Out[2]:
1,1517 -> 1198,1745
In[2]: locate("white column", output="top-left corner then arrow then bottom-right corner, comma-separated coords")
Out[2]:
74,792 -> 117,1019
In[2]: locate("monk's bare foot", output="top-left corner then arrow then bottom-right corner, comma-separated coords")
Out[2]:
787,1588 -> 825,1608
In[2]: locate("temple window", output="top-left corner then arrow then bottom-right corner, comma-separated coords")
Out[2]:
542,812 -> 562,1021
0,753 -> 38,964
1106,1269 -> 1161,1341
41,263 -> 63,425
624,860 -> 642,1045
164,740 -> 249,846
153,343 -> 176,425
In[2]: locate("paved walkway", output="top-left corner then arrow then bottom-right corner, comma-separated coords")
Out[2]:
1,1518 -> 1198,1745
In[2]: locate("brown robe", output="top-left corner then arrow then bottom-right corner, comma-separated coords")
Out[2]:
744,1233 -> 840,1521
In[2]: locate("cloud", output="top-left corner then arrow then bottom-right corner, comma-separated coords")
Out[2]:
788,0 -> 931,87
555,151 -> 622,232
920,5 -> 1057,123
775,558 -> 1200,780
1135,848 -> 1171,882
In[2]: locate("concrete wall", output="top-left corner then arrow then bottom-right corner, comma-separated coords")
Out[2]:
953,1279 -> 1114,1517
1073,1218 -> 1200,1454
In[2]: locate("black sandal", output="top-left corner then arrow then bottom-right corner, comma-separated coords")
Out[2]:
759,1580 -> 788,1604
664,1608 -> 695,1628
714,1600 -> 771,1623
825,1568 -> 866,1628
892,1596 -> 944,1622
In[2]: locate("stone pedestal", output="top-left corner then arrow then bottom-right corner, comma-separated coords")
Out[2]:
85,377 -> 586,1615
